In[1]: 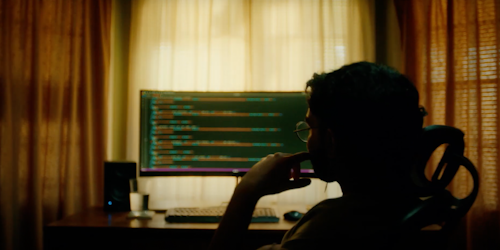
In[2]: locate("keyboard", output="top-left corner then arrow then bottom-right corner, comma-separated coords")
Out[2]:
165,206 -> 279,223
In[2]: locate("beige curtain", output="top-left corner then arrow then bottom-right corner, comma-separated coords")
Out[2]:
0,1 -> 112,250
113,0 -> 374,207
395,0 -> 500,249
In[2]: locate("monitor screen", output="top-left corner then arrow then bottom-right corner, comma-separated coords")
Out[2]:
139,91 -> 314,176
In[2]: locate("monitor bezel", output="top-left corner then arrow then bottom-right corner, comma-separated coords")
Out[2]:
138,90 -> 316,178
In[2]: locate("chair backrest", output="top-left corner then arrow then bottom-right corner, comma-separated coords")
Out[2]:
400,125 -> 479,234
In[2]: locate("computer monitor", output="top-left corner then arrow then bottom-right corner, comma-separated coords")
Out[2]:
139,91 -> 314,177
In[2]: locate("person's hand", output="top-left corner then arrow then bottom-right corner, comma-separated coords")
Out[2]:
236,152 -> 311,199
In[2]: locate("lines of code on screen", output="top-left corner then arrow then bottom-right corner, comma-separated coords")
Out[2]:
140,91 -> 313,176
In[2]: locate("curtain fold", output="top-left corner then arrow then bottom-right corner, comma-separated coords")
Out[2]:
0,1 -> 112,250
395,0 -> 500,249
121,0 -> 375,207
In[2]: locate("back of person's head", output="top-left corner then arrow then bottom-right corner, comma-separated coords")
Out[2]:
306,61 -> 425,186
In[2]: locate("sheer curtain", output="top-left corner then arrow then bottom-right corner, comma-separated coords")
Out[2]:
123,0 -> 375,207
395,0 -> 500,249
0,1 -> 111,250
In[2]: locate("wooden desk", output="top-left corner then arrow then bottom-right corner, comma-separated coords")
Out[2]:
44,206 -> 299,250
44,206 -> 444,250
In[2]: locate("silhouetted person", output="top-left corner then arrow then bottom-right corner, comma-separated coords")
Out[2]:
209,62 -> 426,250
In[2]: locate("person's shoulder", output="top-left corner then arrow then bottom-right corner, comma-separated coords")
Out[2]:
283,197 -> 352,239
306,196 -> 346,214
284,193 -> 414,239
281,193 -> 421,249
289,196 -> 348,230
305,194 -> 373,217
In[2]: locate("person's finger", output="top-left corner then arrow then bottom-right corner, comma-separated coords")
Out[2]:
282,179 -> 312,191
283,152 -> 310,165
292,164 -> 300,180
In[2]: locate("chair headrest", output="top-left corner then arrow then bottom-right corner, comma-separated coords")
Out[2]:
401,125 -> 479,232
411,125 -> 465,196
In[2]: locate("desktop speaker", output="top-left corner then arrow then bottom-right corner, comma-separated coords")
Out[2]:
104,161 -> 136,211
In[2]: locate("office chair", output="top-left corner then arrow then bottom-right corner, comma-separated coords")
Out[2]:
396,125 -> 479,248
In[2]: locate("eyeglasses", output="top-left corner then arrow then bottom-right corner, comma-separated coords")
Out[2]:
294,121 -> 313,142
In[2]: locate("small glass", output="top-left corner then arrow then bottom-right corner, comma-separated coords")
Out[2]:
129,179 -> 149,211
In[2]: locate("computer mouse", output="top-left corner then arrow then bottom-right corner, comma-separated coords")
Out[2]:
283,211 -> 303,221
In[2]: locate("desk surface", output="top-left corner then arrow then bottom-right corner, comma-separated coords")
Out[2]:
47,206 -> 301,232
47,205 -> 441,230
45,206 -> 301,250
45,206 -> 443,250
